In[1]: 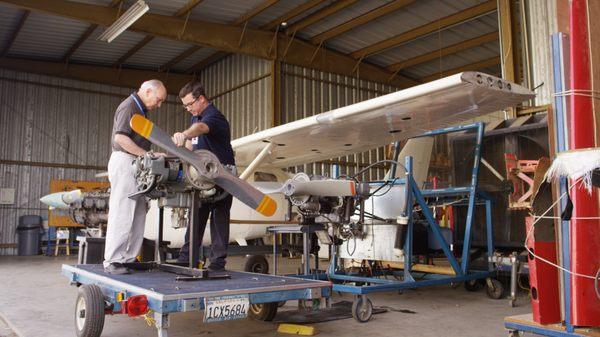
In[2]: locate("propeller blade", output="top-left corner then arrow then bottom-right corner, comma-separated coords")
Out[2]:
130,114 -> 277,217
40,190 -> 83,209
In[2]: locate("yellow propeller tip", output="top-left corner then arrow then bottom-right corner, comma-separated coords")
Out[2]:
130,114 -> 153,139
256,195 -> 277,217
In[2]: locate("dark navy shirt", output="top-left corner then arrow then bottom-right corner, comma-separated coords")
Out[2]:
191,103 -> 235,166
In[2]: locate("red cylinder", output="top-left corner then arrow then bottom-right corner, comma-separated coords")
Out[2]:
569,0 -> 600,326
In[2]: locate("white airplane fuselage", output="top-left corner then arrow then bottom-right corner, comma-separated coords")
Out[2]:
143,181 -> 289,248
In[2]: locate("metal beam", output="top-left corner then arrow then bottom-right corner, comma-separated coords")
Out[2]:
498,0 -> 515,82
387,31 -> 499,72
0,0 -> 416,87
260,0 -> 323,30
158,0 -> 207,71
310,0 -> 415,44
1,10 -> 30,57
185,0 -> 280,74
174,0 -> 205,17
350,0 -> 497,59
287,0 -> 357,34
61,0 -> 122,63
112,35 -> 154,67
0,57 -> 194,94
420,56 -> 500,83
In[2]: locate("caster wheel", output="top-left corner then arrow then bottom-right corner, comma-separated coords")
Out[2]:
75,284 -> 106,337
486,278 -> 504,299
352,296 -> 373,323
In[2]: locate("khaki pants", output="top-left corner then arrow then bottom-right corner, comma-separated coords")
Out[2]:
103,151 -> 147,268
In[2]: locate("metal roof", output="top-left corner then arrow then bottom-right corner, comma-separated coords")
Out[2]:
0,0 -> 501,82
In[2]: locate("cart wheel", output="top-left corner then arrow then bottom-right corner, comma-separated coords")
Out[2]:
248,302 -> 278,321
243,255 -> 269,274
74,284 -> 105,337
464,279 -> 483,292
486,278 -> 504,299
352,296 -> 373,323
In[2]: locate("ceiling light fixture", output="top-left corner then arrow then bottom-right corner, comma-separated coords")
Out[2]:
98,0 -> 149,43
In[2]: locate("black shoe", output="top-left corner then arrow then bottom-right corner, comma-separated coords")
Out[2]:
104,263 -> 131,275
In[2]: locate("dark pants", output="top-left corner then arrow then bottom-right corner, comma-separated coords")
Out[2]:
178,194 -> 233,269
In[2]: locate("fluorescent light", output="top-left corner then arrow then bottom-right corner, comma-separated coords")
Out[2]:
98,0 -> 149,43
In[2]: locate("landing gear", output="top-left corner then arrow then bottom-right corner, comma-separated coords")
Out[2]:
352,295 -> 373,323
74,284 -> 105,337
243,255 -> 269,274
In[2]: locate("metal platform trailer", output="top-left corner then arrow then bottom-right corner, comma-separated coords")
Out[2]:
270,123 -> 500,323
62,263 -> 331,337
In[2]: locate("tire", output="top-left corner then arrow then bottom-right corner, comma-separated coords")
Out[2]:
352,296 -> 373,323
74,284 -> 106,337
486,278 -> 504,299
243,255 -> 269,274
248,302 -> 278,321
464,279 -> 484,292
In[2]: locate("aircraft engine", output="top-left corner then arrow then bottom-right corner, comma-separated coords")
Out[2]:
283,173 -> 371,241
131,152 -> 227,229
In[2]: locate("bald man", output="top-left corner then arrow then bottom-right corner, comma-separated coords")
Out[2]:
104,79 -> 167,274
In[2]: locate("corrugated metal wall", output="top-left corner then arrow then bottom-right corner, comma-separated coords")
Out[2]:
281,64 -> 399,181
526,0 -> 557,106
0,69 -> 189,255
197,54 -> 272,139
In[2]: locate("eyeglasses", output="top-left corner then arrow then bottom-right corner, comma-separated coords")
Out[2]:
182,96 -> 199,109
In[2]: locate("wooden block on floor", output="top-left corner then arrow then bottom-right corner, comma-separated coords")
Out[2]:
277,323 -> 316,336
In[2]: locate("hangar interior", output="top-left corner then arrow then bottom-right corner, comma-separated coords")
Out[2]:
0,1 -> 599,337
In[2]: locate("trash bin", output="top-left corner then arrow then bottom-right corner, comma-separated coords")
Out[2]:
17,215 -> 43,256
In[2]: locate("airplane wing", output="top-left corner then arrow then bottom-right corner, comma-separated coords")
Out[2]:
232,72 -> 534,169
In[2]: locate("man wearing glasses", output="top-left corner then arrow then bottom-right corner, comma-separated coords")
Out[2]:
104,79 -> 167,275
172,81 -> 236,271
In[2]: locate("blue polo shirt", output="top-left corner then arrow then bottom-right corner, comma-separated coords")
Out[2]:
191,103 -> 235,166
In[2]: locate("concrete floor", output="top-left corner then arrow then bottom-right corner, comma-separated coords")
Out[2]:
0,255 -> 531,337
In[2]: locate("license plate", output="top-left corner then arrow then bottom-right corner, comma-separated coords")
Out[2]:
203,295 -> 249,323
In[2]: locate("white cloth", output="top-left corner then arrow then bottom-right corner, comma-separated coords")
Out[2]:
103,151 -> 147,268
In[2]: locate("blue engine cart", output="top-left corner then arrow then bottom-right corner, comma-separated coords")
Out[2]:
270,122 -> 499,322
62,263 -> 331,337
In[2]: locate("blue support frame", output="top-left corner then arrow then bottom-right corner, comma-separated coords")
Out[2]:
552,32 -> 573,333
318,122 -> 496,296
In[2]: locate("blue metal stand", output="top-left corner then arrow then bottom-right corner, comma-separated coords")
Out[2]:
287,123 -> 496,320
